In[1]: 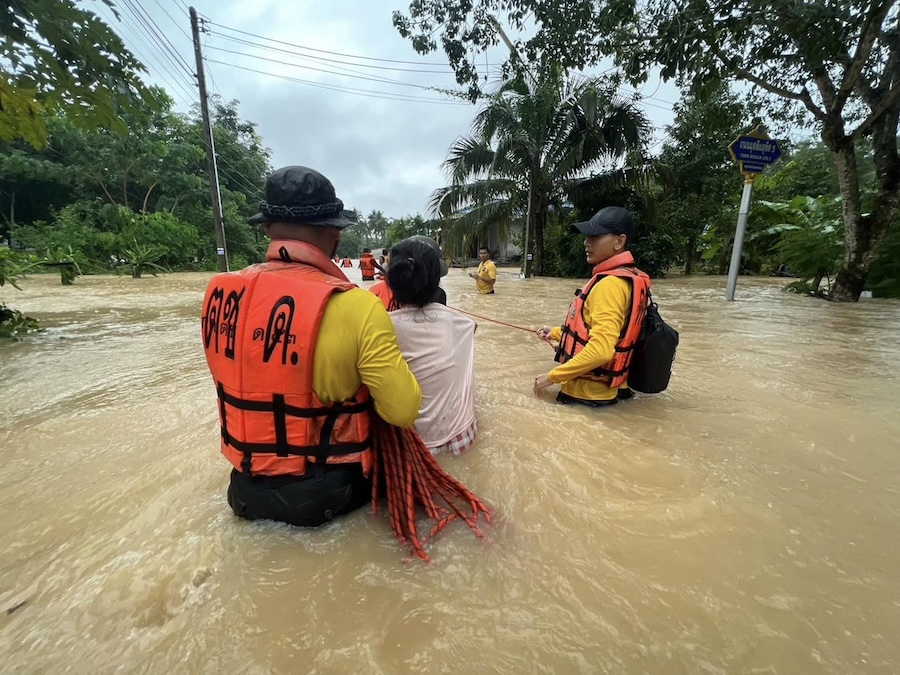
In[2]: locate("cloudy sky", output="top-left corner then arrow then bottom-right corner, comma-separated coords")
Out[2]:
98,0 -> 681,217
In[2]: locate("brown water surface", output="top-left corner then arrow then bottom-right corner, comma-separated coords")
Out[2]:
1,267 -> 899,674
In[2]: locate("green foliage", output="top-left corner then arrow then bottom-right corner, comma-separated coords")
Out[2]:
0,302 -> 41,337
868,227 -> 900,298
3,95 -> 271,273
755,196 -> 844,294
121,240 -> 167,279
336,225 -> 364,258
42,245 -> 83,285
1,0 -> 156,148
0,247 -> 41,336
430,68 -> 651,275
386,214 -> 434,246
0,246 -> 40,288
395,0 -> 899,301
655,83 -> 749,274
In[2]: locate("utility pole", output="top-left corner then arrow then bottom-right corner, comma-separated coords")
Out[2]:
190,6 -> 228,272
490,17 -> 535,278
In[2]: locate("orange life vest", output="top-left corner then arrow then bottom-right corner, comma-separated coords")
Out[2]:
555,251 -> 650,390
201,239 -> 372,477
341,258 -> 352,268
359,253 -> 376,277
370,280 -> 400,311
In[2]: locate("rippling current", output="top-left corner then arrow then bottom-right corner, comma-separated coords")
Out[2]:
1,267 -> 899,674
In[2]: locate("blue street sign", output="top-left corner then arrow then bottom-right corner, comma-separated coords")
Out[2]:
741,162 -> 767,174
729,136 -> 782,166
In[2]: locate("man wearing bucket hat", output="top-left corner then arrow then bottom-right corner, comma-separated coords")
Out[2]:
533,206 -> 651,407
369,234 -> 448,311
201,166 -> 421,527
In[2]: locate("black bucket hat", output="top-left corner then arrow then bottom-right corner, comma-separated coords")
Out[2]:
248,166 -> 356,229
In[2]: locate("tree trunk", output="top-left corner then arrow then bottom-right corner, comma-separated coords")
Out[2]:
532,192 -> 547,276
811,271 -> 824,295
828,111 -> 899,301
684,236 -> 697,275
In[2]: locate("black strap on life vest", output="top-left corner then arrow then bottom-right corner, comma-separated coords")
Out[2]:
216,383 -> 372,476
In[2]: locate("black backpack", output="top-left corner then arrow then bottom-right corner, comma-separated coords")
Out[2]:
627,293 -> 678,394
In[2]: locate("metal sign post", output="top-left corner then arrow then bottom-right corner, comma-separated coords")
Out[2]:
724,125 -> 782,300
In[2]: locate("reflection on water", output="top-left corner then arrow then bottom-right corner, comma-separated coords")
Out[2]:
2,267 -> 900,673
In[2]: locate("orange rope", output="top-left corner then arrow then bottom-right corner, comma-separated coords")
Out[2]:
370,416 -> 491,562
448,306 -> 535,333
448,305 -> 556,348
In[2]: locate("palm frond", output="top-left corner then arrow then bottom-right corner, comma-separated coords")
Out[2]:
425,178 -> 518,218
442,136 -> 496,183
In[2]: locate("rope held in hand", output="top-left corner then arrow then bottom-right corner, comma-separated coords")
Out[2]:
448,306 -> 535,333
370,416 -> 491,562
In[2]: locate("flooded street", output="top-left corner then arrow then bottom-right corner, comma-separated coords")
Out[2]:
2,266 -> 900,674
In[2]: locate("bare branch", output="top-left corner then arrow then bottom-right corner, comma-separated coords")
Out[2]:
141,180 -> 159,214
834,0 -> 895,113
851,80 -> 900,140
733,65 -> 827,121
707,42 -> 826,119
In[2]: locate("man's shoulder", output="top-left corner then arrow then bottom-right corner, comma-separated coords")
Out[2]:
330,286 -> 381,309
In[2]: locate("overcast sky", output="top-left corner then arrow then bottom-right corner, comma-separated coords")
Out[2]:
98,0 -> 681,217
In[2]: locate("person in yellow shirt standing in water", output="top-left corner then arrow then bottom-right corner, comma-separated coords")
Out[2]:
533,206 -> 650,407
469,246 -> 497,294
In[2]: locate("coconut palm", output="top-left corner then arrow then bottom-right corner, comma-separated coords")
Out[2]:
428,68 -> 651,275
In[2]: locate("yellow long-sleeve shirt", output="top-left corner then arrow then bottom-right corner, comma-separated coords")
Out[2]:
313,287 -> 421,428
548,275 -> 631,402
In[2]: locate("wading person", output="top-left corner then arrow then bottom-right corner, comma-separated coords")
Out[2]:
387,237 -> 477,455
201,165 -> 421,527
534,206 -> 650,407
469,247 -> 496,294
359,248 -> 377,281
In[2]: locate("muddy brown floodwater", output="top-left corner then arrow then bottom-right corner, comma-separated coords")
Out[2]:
2,266 -> 899,674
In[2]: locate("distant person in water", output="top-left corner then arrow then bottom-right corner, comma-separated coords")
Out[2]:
469,247 -> 497,294
358,248 -> 377,281
388,237 -> 477,454
534,207 -> 650,407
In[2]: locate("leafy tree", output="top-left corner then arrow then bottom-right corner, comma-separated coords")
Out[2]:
428,68 -> 650,275
395,0 -> 900,301
656,83 -> 749,274
365,210 -> 391,247
336,224 -> 364,258
756,196 -> 845,294
1,0 -> 155,148
0,147 -> 69,244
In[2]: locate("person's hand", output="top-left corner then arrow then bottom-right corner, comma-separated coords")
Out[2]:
468,272 -> 476,279
536,326 -> 553,341
533,374 -> 553,395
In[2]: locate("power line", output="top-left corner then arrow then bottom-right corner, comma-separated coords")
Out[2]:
96,3 -> 197,106
150,0 -> 192,42
122,0 -> 195,80
207,20 -> 496,68
206,45 -> 449,91
206,59 -> 469,105
207,32 -> 484,75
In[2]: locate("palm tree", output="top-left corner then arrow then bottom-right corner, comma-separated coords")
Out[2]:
428,69 -> 651,275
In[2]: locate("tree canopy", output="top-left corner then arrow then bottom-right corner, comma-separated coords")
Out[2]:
394,0 -> 900,300
1,0 -> 156,148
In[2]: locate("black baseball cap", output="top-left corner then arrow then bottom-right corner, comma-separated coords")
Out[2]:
570,206 -> 635,240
